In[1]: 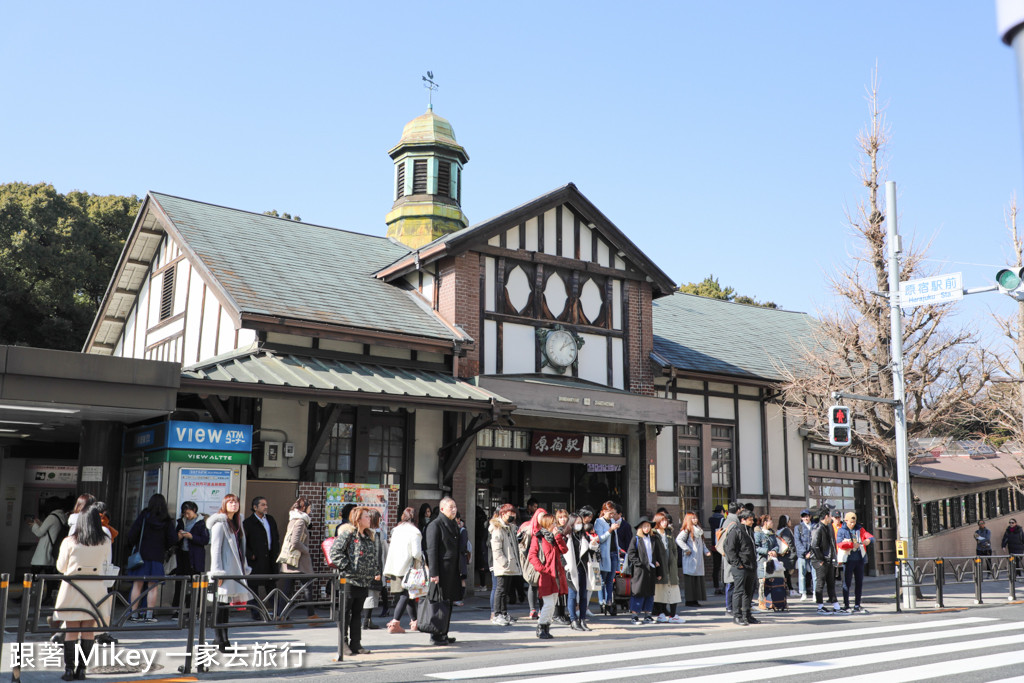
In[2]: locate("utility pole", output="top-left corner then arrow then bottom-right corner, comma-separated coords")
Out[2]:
886,180 -> 915,609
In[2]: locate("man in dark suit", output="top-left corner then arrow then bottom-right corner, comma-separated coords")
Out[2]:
425,496 -> 461,646
243,496 -> 281,608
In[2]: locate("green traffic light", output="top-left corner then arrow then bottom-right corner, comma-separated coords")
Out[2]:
997,268 -> 1022,290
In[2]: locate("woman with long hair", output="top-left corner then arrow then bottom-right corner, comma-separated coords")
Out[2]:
417,503 -> 433,535
126,493 -> 176,622
652,512 -> 684,622
207,493 -> 250,650
563,511 -> 598,630
776,514 -> 798,596
329,505 -> 381,656
676,511 -> 710,608
754,514 -> 781,610
518,507 -> 547,620
54,506 -> 111,680
488,503 -> 521,626
67,494 -> 97,535
625,516 -> 662,625
277,497 -> 316,621
382,506 -> 423,633
528,513 -> 568,639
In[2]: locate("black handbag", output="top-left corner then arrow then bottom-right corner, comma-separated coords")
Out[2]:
416,582 -> 451,635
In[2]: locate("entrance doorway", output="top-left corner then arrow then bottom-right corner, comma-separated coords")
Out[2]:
476,458 -> 624,519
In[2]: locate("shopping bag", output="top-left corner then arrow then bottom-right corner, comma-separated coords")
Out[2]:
416,582 -> 451,635
402,562 -> 429,600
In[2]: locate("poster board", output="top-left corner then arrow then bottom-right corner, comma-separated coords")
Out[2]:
141,467 -> 161,511
177,468 -> 233,517
324,484 -> 390,537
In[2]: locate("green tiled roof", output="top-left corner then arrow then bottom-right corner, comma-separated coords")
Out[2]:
652,293 -> 819,382
181,345 -> 513,410
151,192 -> 461,342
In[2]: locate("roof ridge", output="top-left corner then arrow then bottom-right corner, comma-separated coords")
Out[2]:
149,191 -> 406,245
668,291 -> 810,316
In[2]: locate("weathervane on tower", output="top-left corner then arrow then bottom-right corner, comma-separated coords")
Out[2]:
422,71 -> 438,110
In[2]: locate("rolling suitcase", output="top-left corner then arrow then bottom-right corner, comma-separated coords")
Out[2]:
764,576 -> 787,611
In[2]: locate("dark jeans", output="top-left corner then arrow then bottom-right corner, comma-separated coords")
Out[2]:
842,557 -> 865,608
724,579 -> 733,613
494,575 -> 511,615
32,565 -> 57,602
710,550 -> 722,588
731,567 -> 756,618
813,560 -> 837,605
345,585 -> 369,649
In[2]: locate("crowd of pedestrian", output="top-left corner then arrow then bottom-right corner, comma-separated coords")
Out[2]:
37,485 -> 1024,677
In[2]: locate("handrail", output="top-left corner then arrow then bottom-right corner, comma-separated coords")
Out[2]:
894,554 -> 1019,611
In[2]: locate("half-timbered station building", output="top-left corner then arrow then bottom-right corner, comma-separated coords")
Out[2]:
0,105 -> 897,581
75,108 -> 686,561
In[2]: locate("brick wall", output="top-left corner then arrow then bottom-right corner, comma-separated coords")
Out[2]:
436,252 -> 481,378
295,481 -> 400,594
626,280 -> 654,396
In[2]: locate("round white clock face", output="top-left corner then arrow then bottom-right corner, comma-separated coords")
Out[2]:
545,329 -> 578,368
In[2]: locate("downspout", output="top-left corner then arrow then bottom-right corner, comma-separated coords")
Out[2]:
760,388 -> 772,517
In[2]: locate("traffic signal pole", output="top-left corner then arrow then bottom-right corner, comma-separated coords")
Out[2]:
886,180 -> 916,609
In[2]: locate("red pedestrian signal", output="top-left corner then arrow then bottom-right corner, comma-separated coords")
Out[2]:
829,405 -> 851,446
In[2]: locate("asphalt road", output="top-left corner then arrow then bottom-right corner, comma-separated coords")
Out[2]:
243,602 -> 1024,683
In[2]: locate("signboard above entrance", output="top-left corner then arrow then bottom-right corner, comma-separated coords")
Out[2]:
530,431 -> 584,458
128,421 -> 252,452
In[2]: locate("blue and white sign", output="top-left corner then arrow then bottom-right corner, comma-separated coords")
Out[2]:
167,421 -> 252,452
899,272 -> 963,309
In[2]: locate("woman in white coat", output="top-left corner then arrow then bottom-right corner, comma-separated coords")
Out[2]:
382,507 -> 423,633
206,493 -> 250,651
54,506 -> 111,681
676,511 -> 712,607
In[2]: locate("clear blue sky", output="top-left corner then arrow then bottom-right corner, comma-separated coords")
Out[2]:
4,2 -> 1023,338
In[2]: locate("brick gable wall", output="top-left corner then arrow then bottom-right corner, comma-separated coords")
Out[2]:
436,252 -> 481,379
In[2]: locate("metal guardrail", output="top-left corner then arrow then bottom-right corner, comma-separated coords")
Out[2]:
894,554 -> 1021,611
2,570 -> 349,680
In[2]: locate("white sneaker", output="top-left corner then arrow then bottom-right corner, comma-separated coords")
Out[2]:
656,613 -> 669,623
668,616 -> 686,624
799,594 -> 809,601
586,609 -> 596,618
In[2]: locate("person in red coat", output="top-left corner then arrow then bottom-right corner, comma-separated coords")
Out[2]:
528,512 -> 569,639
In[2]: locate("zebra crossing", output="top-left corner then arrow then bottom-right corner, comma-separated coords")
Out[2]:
428,616 -> 1024,682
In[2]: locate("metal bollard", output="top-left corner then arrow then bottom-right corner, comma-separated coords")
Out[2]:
975,557 -> 984,604
0,574 -> 8,676
935,559 -> 944,608
894,560 -> 902,613
179,575 -> 200,675
1011,556 -> 1018,602
12,574 -> 33,683
336,577 -> 346,662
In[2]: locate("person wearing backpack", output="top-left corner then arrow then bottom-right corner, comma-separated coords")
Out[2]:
29,496 -> 69,604
716,502 -> 741,616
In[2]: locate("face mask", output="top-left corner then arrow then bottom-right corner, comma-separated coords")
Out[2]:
574,523 -> 583,532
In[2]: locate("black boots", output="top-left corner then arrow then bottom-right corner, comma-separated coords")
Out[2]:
62,640 -> 92,680
580,620 -> 593,631
75,640 -> 93,679
570,619 -> 583,631
62,641 -> 75,681
536,623 -> 553,639
362,609 -> 379,630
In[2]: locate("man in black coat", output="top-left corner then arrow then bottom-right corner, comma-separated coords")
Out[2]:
243,497 -> 281,606
811,505 -> 843,614
425,496 -> 462,645
724,509 -> 758,625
